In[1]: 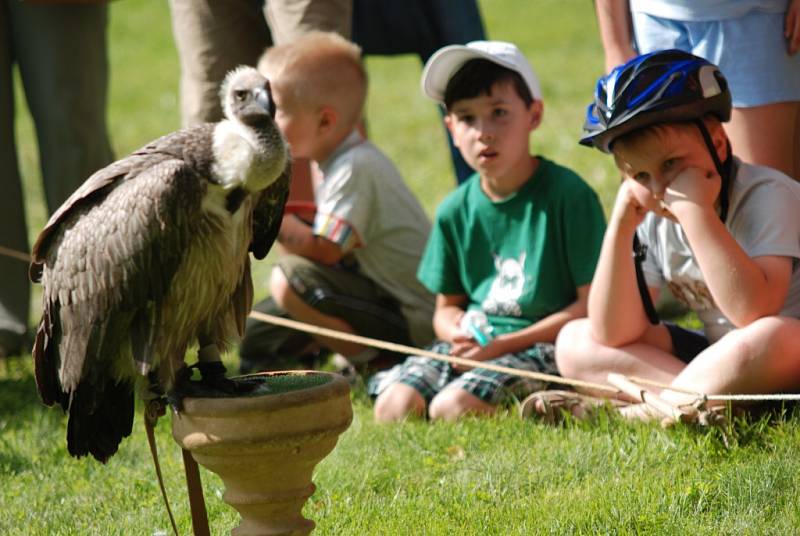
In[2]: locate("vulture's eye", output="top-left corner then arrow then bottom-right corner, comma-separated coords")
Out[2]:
234,90 -> 248,102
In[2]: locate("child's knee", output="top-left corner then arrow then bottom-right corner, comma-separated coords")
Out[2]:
555,318 -> 595,376
373,383 -> 425,423
726,316 -> 800,365
268,266 -> 292,307
428,388 -> 491,421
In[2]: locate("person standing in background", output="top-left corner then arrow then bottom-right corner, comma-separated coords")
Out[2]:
0,1 -> 114,357
351,0 -> 486,184
169,0 -> 352,225
594,0 -> 800,181
169,0 -> 352,127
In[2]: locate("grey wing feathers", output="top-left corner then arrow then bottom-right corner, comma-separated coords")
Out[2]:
33,158 -> 204,401
251,158 -> 291,259
30,124 -> 216,282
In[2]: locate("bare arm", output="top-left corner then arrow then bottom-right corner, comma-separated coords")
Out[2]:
450,285 -> 592,368
595,0 -> 637,72
432,293 -> 470,343
666,168 -> 792,325
277,214 -> 344,265
588,181 -> 658,346
493,284 -> 591,350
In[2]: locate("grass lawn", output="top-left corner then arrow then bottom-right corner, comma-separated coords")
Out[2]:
4,1 -> 800,534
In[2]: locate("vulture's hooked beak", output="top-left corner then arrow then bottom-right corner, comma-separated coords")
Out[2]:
253,85 -> 275,119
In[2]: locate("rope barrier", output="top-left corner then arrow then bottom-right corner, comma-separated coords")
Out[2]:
0,245 -> 31,263
248,310 -> 619,394
246,311 -> 800,405
1,243 -> 796,404
627,375 -> 800,402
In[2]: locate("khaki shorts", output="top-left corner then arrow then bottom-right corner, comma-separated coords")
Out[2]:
239,254 -> 410,372
266,0 -> 352,44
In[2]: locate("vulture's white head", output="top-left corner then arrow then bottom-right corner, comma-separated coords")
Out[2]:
213,66 -> 288,192
220,66 -> 275,126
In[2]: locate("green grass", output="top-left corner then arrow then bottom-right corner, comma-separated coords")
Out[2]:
3,358 -> 800,534
4,1 -> 798,534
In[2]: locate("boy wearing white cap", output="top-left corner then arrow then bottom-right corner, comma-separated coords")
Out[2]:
370,41 -> 607,422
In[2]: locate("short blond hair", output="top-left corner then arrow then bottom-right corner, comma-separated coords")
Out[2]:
258,31 -> 367,130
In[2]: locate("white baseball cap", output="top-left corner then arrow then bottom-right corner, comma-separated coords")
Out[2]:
421,40 -> 543,103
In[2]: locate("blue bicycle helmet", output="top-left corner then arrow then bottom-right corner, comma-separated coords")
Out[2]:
580,49 -> 731,153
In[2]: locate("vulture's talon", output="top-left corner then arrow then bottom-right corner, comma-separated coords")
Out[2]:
168,361 -> 261,410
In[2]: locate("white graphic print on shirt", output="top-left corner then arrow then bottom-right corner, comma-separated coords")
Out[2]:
482,252 -> 526,316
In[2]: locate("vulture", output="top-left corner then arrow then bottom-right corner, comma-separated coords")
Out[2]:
29,66 -> 291,463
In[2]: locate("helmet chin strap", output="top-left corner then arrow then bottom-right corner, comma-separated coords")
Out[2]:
693,119 -> 733,223
635,119 -> 735,327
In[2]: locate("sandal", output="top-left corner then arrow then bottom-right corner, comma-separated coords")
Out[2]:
520,390 -> 624,424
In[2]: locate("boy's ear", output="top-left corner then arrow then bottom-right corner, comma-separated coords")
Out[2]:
708,118 -> 729,161
443,114 -> 459,147
318,105 -> 337,133
528,100 -> 544,131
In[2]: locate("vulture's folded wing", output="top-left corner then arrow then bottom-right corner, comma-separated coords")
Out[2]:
29,124 -> 216,282
250,159 -> 291,259
32,158 -> 204,403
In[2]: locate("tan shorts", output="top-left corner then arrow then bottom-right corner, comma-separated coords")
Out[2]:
265,0 -> 352,44
239,254 -> 410,371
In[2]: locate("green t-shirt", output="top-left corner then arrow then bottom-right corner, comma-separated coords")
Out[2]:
417,157 -> 606,335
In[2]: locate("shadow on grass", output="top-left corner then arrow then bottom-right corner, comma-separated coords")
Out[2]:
0,439 -> 34,475
0,359 -> 45,474
0,359 -> 48,426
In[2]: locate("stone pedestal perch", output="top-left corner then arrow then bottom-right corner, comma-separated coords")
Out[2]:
172,371 -> 353,535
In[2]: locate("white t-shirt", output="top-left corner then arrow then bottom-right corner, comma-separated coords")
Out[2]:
637,159 -> 800,342
314,130 -> 435,346
630,0 -> 787,21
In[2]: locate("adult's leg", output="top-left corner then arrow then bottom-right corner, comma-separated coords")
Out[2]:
0,4 -> 28,352
264,0 -> 352,45
685,11 -> 800,180
424,0 -> 486,184
555,318 -> 686,399
13,2 -> 114,211
726,102 -> 800,180
263,0 -> 353,212
170,0 -> 272,126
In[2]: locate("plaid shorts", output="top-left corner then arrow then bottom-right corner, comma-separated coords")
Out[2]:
367,341 -> 559,406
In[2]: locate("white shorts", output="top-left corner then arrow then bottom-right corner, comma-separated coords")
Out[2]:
633,10 -> 800,107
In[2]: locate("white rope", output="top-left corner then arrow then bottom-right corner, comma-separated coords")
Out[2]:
628,376 -> 800,401
248,311 -> 800,404
0,245 -> 31,263
248,310 -> 619,394
2,243 -> 795,405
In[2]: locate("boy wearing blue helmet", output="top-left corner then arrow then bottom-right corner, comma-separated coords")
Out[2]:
556,50 -> 800,420
370,41 -> 607,422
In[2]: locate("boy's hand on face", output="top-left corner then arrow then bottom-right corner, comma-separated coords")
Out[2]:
663,166 -> 721,218
611,180 -> 651,230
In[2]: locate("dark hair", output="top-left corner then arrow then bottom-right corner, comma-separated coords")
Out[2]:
443,59 -> 534,110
